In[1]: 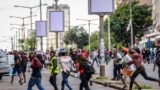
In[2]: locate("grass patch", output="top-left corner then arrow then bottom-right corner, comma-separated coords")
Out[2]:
133,85 -> 152,89
95,77 -> 109,81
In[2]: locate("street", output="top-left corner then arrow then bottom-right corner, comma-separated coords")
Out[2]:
0,60 -> 160,90
0,68 -> 115,90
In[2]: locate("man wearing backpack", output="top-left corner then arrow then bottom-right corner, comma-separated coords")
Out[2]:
49,51 -> 60,90
27,52 -> 45,90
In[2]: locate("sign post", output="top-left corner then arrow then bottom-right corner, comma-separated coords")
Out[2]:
88,0 -> 114,77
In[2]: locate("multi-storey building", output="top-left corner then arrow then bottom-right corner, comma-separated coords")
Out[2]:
46,4 -> 70,50
152,0 -> 160,32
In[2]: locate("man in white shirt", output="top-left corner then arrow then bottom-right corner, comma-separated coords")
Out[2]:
120,47 -> 140,89
92,48 -> 99,67
111,49 -> 122,81
59,49 -> 73,90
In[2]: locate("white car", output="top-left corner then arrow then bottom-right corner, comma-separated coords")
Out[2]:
0,51 -> 11,80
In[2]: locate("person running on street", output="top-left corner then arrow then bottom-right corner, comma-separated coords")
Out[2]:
120,47 -> 141,89
20,51 -> 28,83
49,51 -> 60,90
76,55 -> 91,90
27,51 -> 45,90
10,50 -> 23,85
59,49 -> 73,90
129,52 -> 160,90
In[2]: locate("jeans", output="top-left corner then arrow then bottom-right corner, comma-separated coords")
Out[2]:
49,73 -> 58,90
61,71 -> 72,90
27,77 -> 45,90
130,66 -> 157,89
92,57 -> 99,67
113,64 -> 122,80
79,73 -> 91,90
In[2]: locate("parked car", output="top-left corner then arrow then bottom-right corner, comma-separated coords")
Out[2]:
0,50 -> 11,80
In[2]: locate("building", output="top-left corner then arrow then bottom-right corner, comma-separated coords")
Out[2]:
152,0 -> 160,32
46,4 -> 70,50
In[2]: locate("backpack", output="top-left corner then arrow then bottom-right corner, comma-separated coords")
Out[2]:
81,60 -> 95,75
155,50 -> 160,65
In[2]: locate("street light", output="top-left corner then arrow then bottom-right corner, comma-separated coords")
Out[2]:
15,3 -> 47,52
3,36 -> 14,51
76,18 -> 98,53
10,27 -> 25,50
10,15 -> 36,39
14,4 -> 47,31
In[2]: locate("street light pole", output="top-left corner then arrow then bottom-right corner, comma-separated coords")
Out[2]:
76,18 -> 98,53
130,0 -> 133,47
54,0 -> 59,49
108,15 -> 111,51
11,27 -> 25,50
10,15 -> 36,39
40,0 -> 43,51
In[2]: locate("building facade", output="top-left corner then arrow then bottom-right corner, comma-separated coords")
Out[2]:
152,0 -> 160,32
46,4 -> 70,50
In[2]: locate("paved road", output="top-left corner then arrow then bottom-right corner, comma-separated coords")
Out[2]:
93,59 -> 160,89
0,68 -> 115,90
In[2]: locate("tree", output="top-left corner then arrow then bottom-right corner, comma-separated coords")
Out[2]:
63,26 -> 89,49
25,31 -> 37,51
104,1 -> 152,46
18,39 -> 25,51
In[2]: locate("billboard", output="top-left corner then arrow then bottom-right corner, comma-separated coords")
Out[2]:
36,21 -> 47,37
88,0 -> 114,15
49,11 -> 64,32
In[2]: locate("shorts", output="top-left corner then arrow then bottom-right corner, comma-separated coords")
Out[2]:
13,67 -> 21,75
21,66 -> 27,73
121,68 -> 134,77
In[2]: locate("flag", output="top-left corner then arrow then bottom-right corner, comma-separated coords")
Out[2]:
127,19 -> 132,31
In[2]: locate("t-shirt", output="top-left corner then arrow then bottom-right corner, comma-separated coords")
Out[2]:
123,54 -> 135,70
115,53 -> 122,64
60,56 -> 73,72
14,54 -> 21,68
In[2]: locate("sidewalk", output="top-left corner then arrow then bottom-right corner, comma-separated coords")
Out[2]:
70,71 -> 160,90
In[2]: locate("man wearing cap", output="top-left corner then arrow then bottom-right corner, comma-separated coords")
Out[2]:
120,47 -> 140,89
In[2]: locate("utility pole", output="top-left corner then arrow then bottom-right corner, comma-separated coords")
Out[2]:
40,0 -> 43,52
130,0 -> 133,47
10,15 -> 36,39
76,18 -> 98,53
11,37 -> 13,51
108,16 -> 111,51
55,0 -> 59,49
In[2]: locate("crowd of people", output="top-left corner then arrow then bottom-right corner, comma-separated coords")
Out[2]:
7,44 -> 160,90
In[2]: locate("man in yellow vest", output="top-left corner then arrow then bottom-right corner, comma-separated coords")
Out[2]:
49,51 -> 60,90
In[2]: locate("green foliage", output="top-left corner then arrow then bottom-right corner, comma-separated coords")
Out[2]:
24,31 -> 37,51
133,85 -> 152,89
104,1 -> 152,46
18,39 -> 25,51
63,26 -> 89,49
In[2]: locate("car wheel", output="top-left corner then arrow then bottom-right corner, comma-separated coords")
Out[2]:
0,75 -> 2,80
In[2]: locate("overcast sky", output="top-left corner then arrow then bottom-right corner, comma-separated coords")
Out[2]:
0,0 -> 100,51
